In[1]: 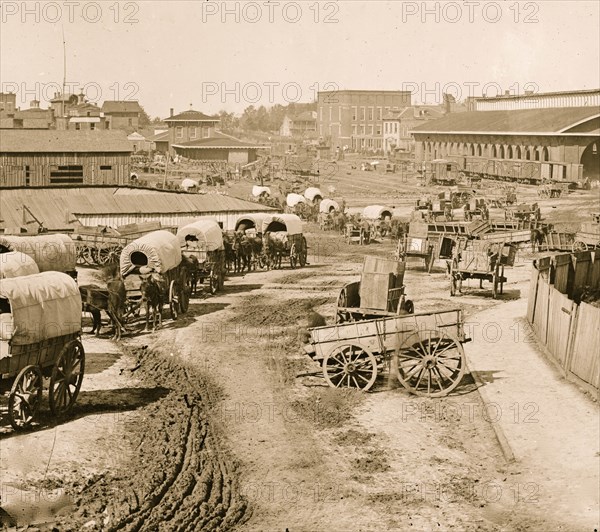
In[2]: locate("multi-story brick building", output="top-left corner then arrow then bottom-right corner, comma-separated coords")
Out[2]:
0,93 -> 17,114
317,90 -> 411,151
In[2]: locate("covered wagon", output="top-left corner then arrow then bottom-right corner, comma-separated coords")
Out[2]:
362,205 -> 393,221
177,220 -> 225,295
286,193 -> 307,208
235,213 -> 272,235
120,230 -> 189,323
304,187 -> 323,203
262,214 -> 308,269
0,252 -> 40,279
319,199 -> 340,214
252,185 -> 272,198
1,272 -> 84,429
0,234 -> 77,279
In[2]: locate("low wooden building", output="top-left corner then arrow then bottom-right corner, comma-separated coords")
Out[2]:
172,136 -> 265,165
0,130 -> 132,187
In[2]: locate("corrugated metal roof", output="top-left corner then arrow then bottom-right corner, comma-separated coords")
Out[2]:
173,137 -> 265,149
0,187 -> 275,231
0,130 -> 132,152
412,107 -> 600,135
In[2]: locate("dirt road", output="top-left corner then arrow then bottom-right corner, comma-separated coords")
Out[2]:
2,171 -> 598,530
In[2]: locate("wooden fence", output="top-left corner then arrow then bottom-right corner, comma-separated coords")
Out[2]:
527,251 -> 600,395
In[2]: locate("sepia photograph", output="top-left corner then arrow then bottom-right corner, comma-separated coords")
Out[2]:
0,1 -> 599,530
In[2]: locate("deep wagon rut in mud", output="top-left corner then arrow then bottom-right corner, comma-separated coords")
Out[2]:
55,347 -> 247,532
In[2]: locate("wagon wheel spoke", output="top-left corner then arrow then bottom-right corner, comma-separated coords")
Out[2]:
50,341 -> 85,417
395,331 -> 466,397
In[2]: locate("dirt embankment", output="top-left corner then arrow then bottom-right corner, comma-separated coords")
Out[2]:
52,346 -> 248,532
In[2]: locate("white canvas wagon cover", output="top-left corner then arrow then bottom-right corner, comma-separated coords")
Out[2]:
252,185 -> 271,197
263,214 -> 303,236
304,187 -> 323,202
120,230 -> 182,276
177,220 -> 224,252
0,252 -> 40,279
0,272 -> 81,345
286,193 -> 306,208
0,234 -> 76,274
363,205 -> 393,220
320,199 -> 340,213
235,213 -> 272,233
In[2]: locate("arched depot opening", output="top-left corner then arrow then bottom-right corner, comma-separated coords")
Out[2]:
581,141 -> 600,181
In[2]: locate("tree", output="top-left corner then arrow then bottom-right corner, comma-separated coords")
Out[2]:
138,105 -> 152,128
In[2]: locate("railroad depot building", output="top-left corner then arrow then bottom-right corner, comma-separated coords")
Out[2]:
171,136 -> 265,165
412,105 -> 600,181
0,130 -> 132,186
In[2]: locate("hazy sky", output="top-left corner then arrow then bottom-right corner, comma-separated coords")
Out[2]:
1,1 -> 598,118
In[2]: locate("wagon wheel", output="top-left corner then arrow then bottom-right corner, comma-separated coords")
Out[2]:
8,365 -> 43,430
323,343 -> 378,391
179,285 -> 190,313
299,237 -> 308,267
93,247 -> 110,266
572,240 -> 588,252
49,340 -> 85,416
289,243 -> 298,269
75,245 -> 87,265
169,280 -> 179,320
395,330 -> 465,397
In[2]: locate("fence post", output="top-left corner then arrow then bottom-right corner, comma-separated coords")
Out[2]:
563,301 -> 580,378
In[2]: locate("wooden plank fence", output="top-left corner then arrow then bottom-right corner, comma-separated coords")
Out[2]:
527,251 -> 600,395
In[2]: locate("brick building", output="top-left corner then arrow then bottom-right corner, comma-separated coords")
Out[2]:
317,90 -> 411,151
101,100 -> 143,132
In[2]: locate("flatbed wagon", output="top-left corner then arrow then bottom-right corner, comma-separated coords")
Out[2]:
305,308 -> 469,397
0,272 -> 84,429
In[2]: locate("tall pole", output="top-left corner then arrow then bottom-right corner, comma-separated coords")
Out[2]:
62,26 -> 67,119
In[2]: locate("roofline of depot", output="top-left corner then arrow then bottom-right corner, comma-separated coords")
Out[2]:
411,131 -> 600,137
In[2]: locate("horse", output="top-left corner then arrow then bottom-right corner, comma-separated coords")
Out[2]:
222,231 -> 237,273
139,273 -> 164,331
247,234 -> 264,269
79,279 -> 127,341
237,232 -> 254,273
263,231 -> 286,270
530,225 -> 551,253
182,254 -> 200,296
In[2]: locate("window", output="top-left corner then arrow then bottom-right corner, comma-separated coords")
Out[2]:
90,123 -> 95,130
128,118 -> 133,126
377,107 -> 382,120
100,165 -> 112,170
360,125 -> 365,135
49,165 -> 84,184
176,126 -> 183,138
542,147 -> 549,162
376,125 -> 381,135
105,122 -> 110,129
360,107 -> 365,120
75,123 -> 81,130
202,126 -> 209,138
535,149 -> 540,161
87,111 -> 91,117
367,108 -> 373,121
367,125 -> 373,136
352,125 -> 357,136
190,127 -> 197,139
25,165 -> 30,186
352,107 -> 357,121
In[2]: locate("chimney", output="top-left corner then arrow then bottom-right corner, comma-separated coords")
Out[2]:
77,89 -> 85,104
524,90 -> 533,96
170,108 -> 174,117
30,100 -> 40,109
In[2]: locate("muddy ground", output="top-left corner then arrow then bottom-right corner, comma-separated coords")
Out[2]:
1,164 -> 598,531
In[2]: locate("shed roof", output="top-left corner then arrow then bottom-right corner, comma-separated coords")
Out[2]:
101,100 -> 143,113
0,187 -> 275,231
0,130 -> 133,152
165,110 -> 219,122
172,137 -> 265,149
412,107 -> 600,135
